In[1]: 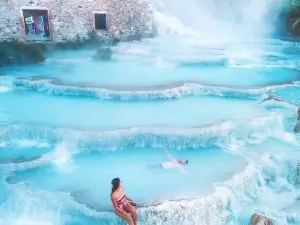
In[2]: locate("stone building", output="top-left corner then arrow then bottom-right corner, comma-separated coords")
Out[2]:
0,0 -> 153,42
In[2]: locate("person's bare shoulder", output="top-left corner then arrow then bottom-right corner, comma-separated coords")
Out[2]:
111,192 -> 116,200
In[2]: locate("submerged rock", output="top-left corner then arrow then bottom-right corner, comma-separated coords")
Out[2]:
296,161 -> 300,185
295,121 -> 300,133
125,32 -> 143,42
294,108 -> 300,133
92,47 -> 112,61
0,40 -> 47,66
249,214 -> 273,225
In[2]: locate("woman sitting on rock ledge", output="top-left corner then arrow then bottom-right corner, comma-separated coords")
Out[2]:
111,178 -> 138,225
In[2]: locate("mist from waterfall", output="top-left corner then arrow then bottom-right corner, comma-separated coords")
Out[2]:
153,0 -> 284,40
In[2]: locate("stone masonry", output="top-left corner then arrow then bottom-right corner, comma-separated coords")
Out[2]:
0,0 -> 153,42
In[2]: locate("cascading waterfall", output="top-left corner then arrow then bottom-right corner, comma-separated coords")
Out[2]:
153,0 -> 284,39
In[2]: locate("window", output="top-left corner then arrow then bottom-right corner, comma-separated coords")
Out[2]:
94,13 -> 107,30
22,9 -> 50,41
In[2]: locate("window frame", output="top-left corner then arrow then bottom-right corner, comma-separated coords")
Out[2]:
93,11 -> 108,31
20,6 -> 51,41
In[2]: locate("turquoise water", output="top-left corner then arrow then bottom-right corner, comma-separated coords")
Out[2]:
0,36 -> 300,225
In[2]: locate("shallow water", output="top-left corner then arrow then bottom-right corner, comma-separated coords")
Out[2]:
0,36 -> 300,225
1,91 -> 269,129
5,146 -> 246,210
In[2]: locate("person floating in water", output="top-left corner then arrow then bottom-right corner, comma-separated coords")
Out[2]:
294,108 -> 300,133
110,178 -> 138,225
259,94 -> 284,103
148,150 -> 188,173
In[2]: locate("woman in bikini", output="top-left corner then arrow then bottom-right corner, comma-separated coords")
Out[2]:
110,178 -> 138,225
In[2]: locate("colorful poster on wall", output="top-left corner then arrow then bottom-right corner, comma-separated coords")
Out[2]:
25,16 -> 34,24
37,16 -> 45,36
25,16 -> 36,36
23,9 -> 50,40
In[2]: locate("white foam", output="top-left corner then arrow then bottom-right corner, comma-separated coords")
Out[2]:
153,9 -> 198,37
45,57 -> 91,63
154,57 -> 177,68
3,113 -> 292,173
51,143 -> 77,173
1,218 -> 54,225
17,140 -> 50,148
6,142 -> 78,172
0,86 -> 11,93
0,188 -> 64,225
0,114 -> 284,146
153,0 -> 283,39
12,76 -> 297,100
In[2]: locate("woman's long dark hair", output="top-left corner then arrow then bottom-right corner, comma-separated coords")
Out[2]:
111,178 -> 120,195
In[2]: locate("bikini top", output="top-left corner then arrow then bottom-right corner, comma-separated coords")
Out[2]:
116,194 -> 126,205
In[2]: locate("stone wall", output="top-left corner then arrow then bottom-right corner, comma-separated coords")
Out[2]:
0,0 -> 153,42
